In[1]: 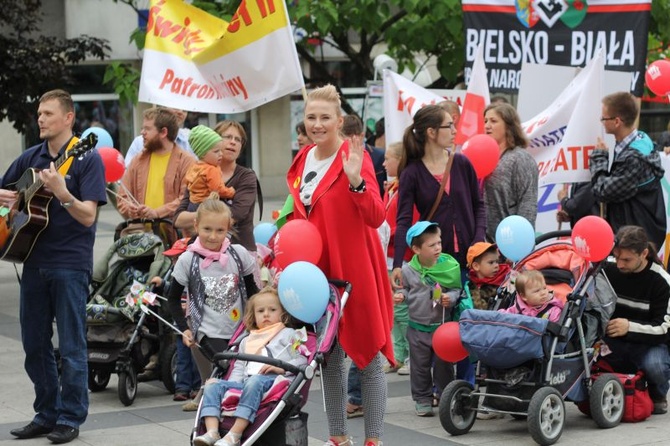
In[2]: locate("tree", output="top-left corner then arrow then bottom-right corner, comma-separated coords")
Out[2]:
0,1 -> 109,134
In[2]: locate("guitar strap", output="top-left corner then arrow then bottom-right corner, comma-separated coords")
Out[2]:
57,136 -> 80,176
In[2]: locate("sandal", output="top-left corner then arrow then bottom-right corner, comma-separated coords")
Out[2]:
346,402 -> 364,419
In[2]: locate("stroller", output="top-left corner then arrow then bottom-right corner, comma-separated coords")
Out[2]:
85,219 -> 177,406
190,280 -> 352,446
439,231 -> 619,445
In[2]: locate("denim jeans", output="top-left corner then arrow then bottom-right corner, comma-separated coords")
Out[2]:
200,374 -> 277,424
175,338 -> 200,393
20,267 -> 90,428
605,337 -> 670,398
347,362 -> 362,406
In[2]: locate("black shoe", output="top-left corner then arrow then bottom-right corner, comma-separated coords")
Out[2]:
10,422 -> 53,439
46,425 -> 79,444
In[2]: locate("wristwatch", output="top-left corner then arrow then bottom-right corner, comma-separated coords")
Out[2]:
349,179 -> 366,193
60,198 -> 75,208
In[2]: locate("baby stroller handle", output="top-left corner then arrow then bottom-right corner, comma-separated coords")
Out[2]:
328,279 -> 352,295
212,351 -> 305,376
535,230 -> 572,245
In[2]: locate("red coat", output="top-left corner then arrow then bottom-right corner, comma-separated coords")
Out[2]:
286,141 -> 394,368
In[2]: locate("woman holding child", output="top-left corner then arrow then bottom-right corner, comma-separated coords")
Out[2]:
285,85 -> 393,446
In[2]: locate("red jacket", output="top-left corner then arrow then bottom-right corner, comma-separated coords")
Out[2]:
286,141 -> 394,368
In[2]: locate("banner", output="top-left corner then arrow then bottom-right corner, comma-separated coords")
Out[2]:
455,44 -> 490,145
523,50 -> 604,186
139,0 -> 304,113
382,71 -> 465,146
461,0 -> 651,95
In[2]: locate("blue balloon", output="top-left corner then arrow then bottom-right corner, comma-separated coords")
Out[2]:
253,222 -> 277,246
495,215 -> 535,262
278,261 -> 329,323
82,127 -> 114,149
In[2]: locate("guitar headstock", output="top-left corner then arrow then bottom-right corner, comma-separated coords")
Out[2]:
68,133 -> 98,159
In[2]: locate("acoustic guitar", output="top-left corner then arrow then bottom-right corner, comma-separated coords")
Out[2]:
0,133 -> 98,263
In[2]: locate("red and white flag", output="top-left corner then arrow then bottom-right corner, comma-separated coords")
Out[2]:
455,44 -> 490,146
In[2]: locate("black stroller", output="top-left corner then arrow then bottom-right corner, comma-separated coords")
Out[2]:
440,231 -> 620,445
85,219 -> 177,406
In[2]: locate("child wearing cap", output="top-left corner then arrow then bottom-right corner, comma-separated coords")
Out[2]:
464,241 -> 511,420
500,270 -> 563,322
393,221 -> 461,417
185,125 -> 236,211
465,242 -> 511,310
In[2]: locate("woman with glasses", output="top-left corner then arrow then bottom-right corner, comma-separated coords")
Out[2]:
482,103 -> 538,242
392,104 -> 485,281
174,121 -> 259,252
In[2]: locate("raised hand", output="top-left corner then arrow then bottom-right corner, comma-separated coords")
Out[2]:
342,134 -> 364,188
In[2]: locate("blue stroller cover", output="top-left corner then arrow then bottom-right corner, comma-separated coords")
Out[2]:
459,309 -> 548,369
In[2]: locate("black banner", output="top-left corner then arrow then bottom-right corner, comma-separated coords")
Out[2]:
462,1 -> 651,95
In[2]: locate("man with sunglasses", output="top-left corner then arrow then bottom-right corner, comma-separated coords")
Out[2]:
589,92 -> 666,249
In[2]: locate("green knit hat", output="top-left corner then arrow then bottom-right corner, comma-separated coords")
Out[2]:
189,125 -> 222,159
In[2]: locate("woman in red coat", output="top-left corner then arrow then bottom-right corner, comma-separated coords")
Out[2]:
286,85 -> 393,446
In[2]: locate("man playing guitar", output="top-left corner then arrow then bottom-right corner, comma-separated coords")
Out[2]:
0,89 -> 106,444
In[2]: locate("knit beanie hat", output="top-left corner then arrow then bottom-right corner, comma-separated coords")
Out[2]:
189,125 -> 222,159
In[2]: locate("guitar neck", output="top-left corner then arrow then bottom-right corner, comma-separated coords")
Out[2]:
24,149 -> 73,200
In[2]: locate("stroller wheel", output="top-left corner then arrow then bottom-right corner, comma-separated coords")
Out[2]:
589,373 -> 624,428
439,380 -> 476,436
118,364 -> 138,406
88,369 -> 111,392
527,387 -> 564,446
159,340 -> 178,394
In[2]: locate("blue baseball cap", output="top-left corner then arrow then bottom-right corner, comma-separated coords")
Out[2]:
406,221 -> 439,247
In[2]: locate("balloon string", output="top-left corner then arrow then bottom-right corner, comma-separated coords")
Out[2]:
115,181 -> 142,207
106,187 -> 141,207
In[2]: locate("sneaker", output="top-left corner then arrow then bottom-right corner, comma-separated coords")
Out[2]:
383,363 -> 401,373
193,431 -> 221,446
477,411 -> 506,420
173,391 -> 189,401
397,361 -> 410,375
346,402 -> 364,419
214,433 -> 241,446
653,398 -> 668,415
46,425 -> 79,444
415,403 -> 433,417
182,400 -> 199,411
323,437 -> 353,446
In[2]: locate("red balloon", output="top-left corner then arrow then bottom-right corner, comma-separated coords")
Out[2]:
274,220 -> 323,269
645,60 -> 670,97
461,134 -> 500,178
571,216 -> 614,262
98,147 -> 125,183
432,322 -> 468,362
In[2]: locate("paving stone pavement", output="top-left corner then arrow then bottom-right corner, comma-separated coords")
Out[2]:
0,205 -> 669,446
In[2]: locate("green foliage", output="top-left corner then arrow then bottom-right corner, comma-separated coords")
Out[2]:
650,2 -> 670,62
103,62 -> 141,105
0,0 -> 109,134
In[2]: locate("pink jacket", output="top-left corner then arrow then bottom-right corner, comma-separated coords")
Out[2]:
500,295 -> 564,323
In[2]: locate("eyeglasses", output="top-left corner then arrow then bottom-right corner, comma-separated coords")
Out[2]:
438,122 -> 455,130
600,117 -> 617,122
222,134 -> 243,144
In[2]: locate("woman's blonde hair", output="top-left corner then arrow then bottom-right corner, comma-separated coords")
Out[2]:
196,192 -> 235,233
306,84 -> 342,116
243,287 -> 290,330
386,141 -> 404,159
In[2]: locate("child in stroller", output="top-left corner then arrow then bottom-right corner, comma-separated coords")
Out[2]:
441,231 -> 619,445
191,279 -> 350,446
85,219 -> 176,405
193,287 -> 308,446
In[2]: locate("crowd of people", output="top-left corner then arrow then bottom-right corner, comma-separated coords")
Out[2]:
1,87 -> 670,446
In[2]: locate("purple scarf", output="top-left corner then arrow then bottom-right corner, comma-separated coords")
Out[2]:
187,237 -> 230,268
